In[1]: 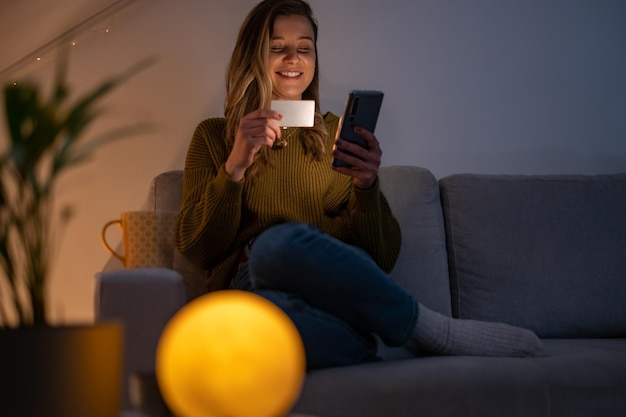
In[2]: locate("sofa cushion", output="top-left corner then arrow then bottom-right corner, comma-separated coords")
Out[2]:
148,170 -> 207,300
379,166 -> 451,317
294,354 -> 550,417
293,338 -> 626,417
439,173 -> 626,338
535,338 -> 626,417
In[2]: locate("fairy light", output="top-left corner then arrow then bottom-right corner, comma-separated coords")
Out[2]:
0,0 -> 138,83
8,24 -> 112,81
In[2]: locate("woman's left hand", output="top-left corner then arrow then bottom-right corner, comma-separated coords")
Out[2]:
332,126 -> 381,189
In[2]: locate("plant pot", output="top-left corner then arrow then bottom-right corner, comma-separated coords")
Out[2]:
0,322 -> 124,417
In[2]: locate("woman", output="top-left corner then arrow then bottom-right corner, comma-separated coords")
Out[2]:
177,0 -> 543,369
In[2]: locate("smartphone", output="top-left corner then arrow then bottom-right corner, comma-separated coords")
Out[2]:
332,90 -> 384,168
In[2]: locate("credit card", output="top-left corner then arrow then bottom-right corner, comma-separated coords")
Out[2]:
271,100 -> 315,127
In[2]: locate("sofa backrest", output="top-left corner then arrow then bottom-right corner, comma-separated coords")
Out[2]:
146,170 -> 206,300
144,166 -> 453,315
379,166 -> 451,316
439,173 -> 626,338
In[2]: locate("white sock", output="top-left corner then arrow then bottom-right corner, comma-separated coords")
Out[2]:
406,303 -> 544,357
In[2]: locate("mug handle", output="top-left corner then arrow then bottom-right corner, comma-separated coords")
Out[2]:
101,220 -> 126,264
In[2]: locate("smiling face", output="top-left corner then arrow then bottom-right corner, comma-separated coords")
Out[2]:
269,15 -> 316,101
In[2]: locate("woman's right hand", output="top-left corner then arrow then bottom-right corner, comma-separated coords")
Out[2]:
225,109 -> 283,181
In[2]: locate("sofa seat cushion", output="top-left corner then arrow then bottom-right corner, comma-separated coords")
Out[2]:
293,339 -> 626,417
439,173 -> 626,338
536,338 -> 626,417
294,355 -> 549,417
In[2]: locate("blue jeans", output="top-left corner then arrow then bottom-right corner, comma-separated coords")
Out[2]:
244,222 -> 418,370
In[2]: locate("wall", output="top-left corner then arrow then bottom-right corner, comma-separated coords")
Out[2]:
1,0 -> 625,323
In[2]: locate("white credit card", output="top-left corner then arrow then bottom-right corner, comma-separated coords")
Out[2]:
271,100 -> 315,127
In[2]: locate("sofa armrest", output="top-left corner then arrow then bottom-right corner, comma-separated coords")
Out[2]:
95,268 -> 187,409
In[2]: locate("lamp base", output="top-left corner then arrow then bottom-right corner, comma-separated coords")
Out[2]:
127,373 -> 321,417
0,323 -> 123,417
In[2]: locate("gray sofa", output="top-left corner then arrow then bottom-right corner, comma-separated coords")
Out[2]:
97,165 -> 626,417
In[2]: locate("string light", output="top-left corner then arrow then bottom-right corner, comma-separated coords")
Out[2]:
10,24 -> 112,80
0,0 -> 138,83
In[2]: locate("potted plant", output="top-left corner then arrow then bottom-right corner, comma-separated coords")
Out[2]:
0,54 -> 153,417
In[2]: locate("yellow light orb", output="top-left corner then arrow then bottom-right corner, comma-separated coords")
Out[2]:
156,290 -> 306,417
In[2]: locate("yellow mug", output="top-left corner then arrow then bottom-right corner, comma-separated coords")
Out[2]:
101,211 -> 177,269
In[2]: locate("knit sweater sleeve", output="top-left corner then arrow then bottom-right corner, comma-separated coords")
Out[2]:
176,118 -> 242,270
347,178 -> 402,273
324,113 -> 401,273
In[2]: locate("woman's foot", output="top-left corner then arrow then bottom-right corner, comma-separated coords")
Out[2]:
406,304 -> 545,357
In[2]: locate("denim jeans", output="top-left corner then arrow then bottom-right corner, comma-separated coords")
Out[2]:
241,222 -> 418,370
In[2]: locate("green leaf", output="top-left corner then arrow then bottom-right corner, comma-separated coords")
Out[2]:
4,82 -> 38,144
54,123 -> 153,174
1,55 -> 155,327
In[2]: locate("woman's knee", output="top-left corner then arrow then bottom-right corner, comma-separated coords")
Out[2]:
248,222 -> 319,288
249,223 -> 314,265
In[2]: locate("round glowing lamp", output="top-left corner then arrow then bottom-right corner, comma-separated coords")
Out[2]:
156,290 -> 306,417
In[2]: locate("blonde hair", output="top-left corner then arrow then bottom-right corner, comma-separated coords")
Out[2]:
224,0 -> 327,177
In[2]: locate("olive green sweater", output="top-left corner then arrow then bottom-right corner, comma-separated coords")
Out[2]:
176,112 -> 401,291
